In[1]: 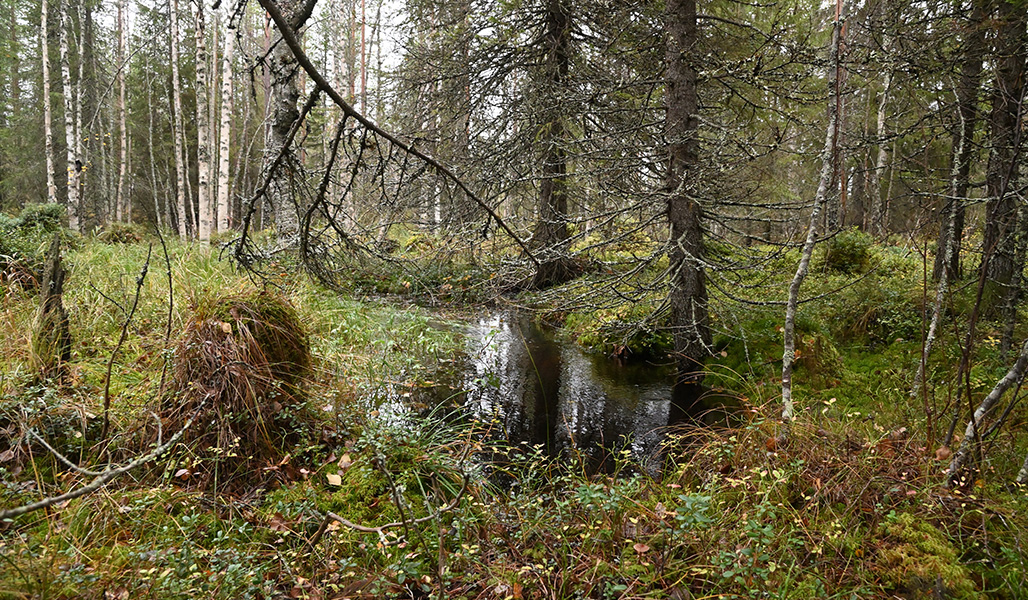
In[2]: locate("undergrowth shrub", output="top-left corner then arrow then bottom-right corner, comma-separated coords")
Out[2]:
0,203 -> 69,288
823,227 -> 872,273
96,222 -> 148,244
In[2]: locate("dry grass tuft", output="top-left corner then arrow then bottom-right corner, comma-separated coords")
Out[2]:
165,288 -> 312,488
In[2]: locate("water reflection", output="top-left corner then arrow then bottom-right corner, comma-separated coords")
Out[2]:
442,312 -> 734,474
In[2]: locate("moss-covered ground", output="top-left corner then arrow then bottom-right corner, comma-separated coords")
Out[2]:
1,223 -> 1027,599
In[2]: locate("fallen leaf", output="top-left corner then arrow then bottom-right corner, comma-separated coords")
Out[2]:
269,513 -> 290,533
337,453 -> 353,472
935,446 -> 952,461
326,473 -> 342,487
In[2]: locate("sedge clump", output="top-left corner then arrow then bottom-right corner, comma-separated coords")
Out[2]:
164,288 -> 312,488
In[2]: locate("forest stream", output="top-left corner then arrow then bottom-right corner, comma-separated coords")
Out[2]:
394,312 -> 739,474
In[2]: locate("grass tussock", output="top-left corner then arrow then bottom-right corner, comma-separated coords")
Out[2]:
166,287 -> 313,488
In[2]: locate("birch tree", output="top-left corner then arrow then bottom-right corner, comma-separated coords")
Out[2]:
41,0 -> 57,205
263,0 -> 319,244
170,0 -> 188,237
196,2 -> 213,241
116,0 -> 129,222
216,16 -> 235,234
58,1 -> 79,231
781,2 -> 845,421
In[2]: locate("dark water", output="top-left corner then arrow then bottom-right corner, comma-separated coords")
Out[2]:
417,312 -> 737,474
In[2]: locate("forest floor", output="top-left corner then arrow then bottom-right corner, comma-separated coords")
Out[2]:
2,219 -> 1028,599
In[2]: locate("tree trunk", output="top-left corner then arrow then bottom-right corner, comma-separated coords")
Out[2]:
981,1 -> 1026,292
867,34 -> 893,239
217,20 -> 235,234
196,2 -> 213,241
934,0 -> 986,282
530,0 -> 576,288
946,338 -> 1028,488
41,0 -> 57,204
32,234 -> 72,382
58,1 -> 79,231
116,0 -> 129,222
665,0 -> 710,383
170,0 -> 188,238
782,3 -> 844,421
264,0 -> 318,244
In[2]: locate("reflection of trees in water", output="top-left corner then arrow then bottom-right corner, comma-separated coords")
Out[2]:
463,313 -> 681,472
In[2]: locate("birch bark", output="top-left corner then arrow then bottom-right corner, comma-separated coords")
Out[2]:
196,3 -> 213,241
58,1 -> 79,231
782,4 -> 845,421
216,20 -> 235,233
169,0 -> 188,237
41,0 -> 57,204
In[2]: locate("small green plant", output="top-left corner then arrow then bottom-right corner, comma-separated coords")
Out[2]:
823,227 -> 872,273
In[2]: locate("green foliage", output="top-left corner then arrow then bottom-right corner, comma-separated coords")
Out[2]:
0,203 -> 70,284
878,512 -> 978,599
822,227 -> 873,274
564,298 -> 673,358
96,222 -> 149,244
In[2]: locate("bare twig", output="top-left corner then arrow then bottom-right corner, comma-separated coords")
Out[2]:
0,397 -> 209,521
309,474 -> 470,547
101,245 -> 153,441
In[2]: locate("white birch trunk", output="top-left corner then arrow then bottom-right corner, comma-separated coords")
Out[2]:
946,339 -> 1028,487
116,0 -> 129,222
867,35 -> 893,238
41,0 -> 57,204
910,86 -> 972,403
216,22 -> 234,233
58,2 -> 79,231
169,0 -> 188,238
74,1 -> 85,223
782,5 -> 845,421
195,3 -> 212,242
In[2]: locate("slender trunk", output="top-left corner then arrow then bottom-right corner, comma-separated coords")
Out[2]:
934,0 -> 986,281
666,0 -> 710,382
42,0 -> 57,204
360,0 -> 366,112
74,1 -> 86,226
196,3 -> 213,242
867,34 -> 893,239
946,338 -> 1028,487
58,1 -> 79,231
170,0 -> 188,238
217,23 -> 234,233
782,4 -> 844,421
116,0 -> 129,222
910,82 -> 976,431
826,11 -> 846,233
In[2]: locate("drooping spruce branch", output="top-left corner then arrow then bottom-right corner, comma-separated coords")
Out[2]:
254,0 -> 538,267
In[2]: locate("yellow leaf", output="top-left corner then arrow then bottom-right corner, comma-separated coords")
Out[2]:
326,473 -> 342,486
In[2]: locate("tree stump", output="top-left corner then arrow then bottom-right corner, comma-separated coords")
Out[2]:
32,234 -> 72,381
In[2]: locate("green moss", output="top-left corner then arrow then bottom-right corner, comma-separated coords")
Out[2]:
878,512 -> 977,599
319,463 -> 399,526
